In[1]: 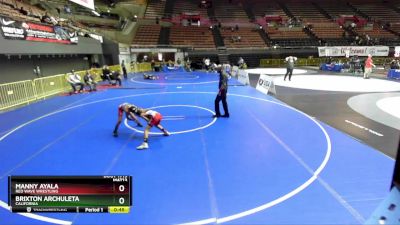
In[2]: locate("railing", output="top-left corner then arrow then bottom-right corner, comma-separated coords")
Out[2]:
0,80 -> 36,111
0,63 -> 152,111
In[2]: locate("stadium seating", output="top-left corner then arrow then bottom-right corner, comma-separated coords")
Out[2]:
213,1 -> 248,22
169,25 -> 216,49
285,1 -> 330,23
132,25 -> 161,45
220,27 -> 267,48
145,0 -> 166,19
172,0 -> 208,18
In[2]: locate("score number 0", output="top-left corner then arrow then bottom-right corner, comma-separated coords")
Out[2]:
118,184 -> 126,205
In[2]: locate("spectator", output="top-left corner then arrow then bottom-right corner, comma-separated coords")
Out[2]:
238,57 -> 247,69
350,55 -> 360,74
41,13 -> 51,23
204,57 -> 211,72
364,54 -> 375,79
67,70 -> 84,94
84,70 -> 97,91
64,5 -> 71,14
151,60 -> 156,71
121,60 -> 127,79
19,7 -> 28,16
390,59 -> 400,69
110,71 -> 122,86
102,65 -> 112,83
184,57 -> 192,72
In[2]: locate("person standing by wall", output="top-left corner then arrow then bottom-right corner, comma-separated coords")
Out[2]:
121,60 -> 127,79
284,56 -> 297,81
364,54 -> 375,79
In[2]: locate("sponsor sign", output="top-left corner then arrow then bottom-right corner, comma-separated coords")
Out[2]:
237,69 -> 249,85
69,0 -> 95,10
318,46 -> 389,57
256,74 -> 275,95
0,16 -> 78,44
89,33 -> 103,43
395,46 -> 400,57
231,66 -> 239,78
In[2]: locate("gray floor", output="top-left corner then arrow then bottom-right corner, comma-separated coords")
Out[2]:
248,68 -> 400,158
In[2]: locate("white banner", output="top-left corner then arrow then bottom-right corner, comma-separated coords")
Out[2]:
69,0 -> 94,10
231,66 -> 239,78
237,69 -> 249,85
318,46 -> 389,57
395,46 -> 400,57
256,74 -> 275,95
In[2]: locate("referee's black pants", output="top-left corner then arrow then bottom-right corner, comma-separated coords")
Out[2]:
215,89 -> 229,116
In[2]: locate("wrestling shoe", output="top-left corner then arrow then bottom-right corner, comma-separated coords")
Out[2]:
163,131 -> 170,136
136,142 -> 149,150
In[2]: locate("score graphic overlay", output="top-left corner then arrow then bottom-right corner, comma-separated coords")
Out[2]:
8,176 -> 131,213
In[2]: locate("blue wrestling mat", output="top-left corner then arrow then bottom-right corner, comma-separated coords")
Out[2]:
0,71 -> 394,224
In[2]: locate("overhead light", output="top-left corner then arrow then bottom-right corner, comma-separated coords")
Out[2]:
91,10 -> 100,16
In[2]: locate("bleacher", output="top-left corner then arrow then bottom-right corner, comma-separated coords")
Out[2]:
213,1 -> 248,22
169,25 -> 216,49
318,2 -> 355,19
355,25 -> 396,38
145,0 -> 166,19
311,22 -> 349,45
389,23 -> 400,34
250,0 -> 288,21
285,1 -> 330,23
220,27 -> 267,48
311,23 -> 343,39
352,2 -> 400,23
354,24 -> 400,45
132,25 -> 161,45
0,0 -> 43,23
266,26 -> 318,46
172,0 -> 208,19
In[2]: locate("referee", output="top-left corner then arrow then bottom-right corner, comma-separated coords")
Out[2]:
213,64 -> 230,118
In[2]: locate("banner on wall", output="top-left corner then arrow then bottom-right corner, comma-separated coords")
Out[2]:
231,66 -> 239,78
0,16 -> 78,44
318,46 -> 389,57
69,0 -> 95,10
237,69 -> 249,85
395,46 -> 400,57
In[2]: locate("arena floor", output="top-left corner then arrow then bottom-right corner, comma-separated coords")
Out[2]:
0,70 -> 396,224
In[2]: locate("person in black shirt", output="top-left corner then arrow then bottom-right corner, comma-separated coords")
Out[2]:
102,65 -> 112,83
83,70 -> 97,91
121,60 -> 127,79
213,64 -> 230,118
